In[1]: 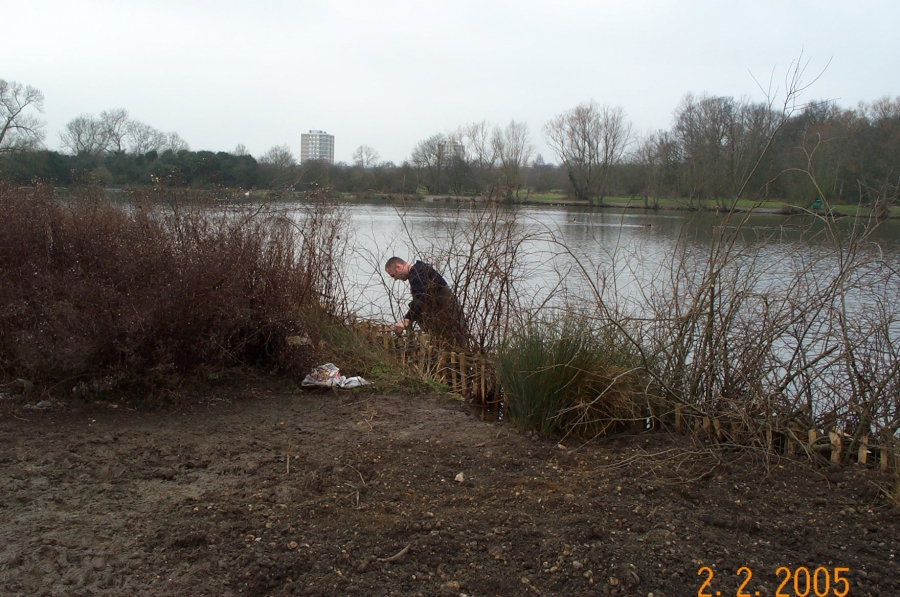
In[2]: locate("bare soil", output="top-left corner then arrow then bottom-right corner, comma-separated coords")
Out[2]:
1,384 -> 898,597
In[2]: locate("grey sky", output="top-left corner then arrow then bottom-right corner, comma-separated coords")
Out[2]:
6,0 -> 899,164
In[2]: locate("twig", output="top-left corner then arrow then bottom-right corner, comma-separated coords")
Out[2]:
378,543 -> 411,562
347,464 -> 367,487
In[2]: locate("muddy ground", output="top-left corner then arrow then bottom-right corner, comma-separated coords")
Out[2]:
1,383 -> 898,597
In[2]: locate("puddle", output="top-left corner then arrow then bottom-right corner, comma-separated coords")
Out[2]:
471,400 -> 504,423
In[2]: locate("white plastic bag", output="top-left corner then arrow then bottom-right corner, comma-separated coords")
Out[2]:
301,363 -> 370,389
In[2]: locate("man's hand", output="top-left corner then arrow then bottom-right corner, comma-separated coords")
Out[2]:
393,318 -> 411,334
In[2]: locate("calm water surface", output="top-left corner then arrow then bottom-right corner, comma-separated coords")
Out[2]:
335,201 -> 900,321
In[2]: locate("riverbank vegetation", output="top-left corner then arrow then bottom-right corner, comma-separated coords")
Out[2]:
1,178 -> 898,482
0,181 -> 353,393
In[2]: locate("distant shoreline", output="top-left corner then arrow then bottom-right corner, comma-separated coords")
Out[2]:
41,186 -> 889,219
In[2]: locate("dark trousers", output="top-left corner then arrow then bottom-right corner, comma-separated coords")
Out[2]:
417,287 -> 470,348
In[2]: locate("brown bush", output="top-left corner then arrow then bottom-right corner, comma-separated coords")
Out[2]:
0,181 -> 349,392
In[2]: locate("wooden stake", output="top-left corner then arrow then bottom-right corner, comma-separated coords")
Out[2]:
829,432 -> 842,464
808,429 -> 818,450
702,417 -> 711,433
450,352 -> 458,393
480,362 -> 487,406
674,404 -> 682,431
881,447 -> 890,470
436,351 -> 446,383
858,435 -> 869,465
786,424 -> 800,455
730,421 -> 740,443
458,353 -> 467,397
713,419 -> 722,441
765,427 -> 773,451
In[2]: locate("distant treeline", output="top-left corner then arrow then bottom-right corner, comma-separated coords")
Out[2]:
1,97 -> 898,206
0,149 -> 261,189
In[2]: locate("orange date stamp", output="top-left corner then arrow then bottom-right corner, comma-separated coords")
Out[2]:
697,566 -> 851,597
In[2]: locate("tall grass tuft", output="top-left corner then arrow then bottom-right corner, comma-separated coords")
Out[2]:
498,317 -> 647,439
0,181 -> 349,393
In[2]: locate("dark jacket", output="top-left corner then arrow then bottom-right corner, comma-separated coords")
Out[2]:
404,260 -> 469,347
404,261 -> 451,322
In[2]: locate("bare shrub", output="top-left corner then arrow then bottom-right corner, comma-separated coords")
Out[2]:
0,181 -> 349,391
550,203 -> 900,458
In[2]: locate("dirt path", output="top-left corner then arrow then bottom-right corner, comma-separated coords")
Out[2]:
1,386 -> 897,596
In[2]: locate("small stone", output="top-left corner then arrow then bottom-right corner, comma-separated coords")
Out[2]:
572,561 -> 583,570
454,472 -> 465,483
22,400 -> 53,411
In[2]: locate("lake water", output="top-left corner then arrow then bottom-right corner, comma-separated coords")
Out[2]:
336,200 -> 900,323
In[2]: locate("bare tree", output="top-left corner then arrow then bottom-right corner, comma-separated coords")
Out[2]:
99,108 -> 131,152
543,101 -> 632,203
163,131 -> 189,153
61,109 -> 185,156
233,143 -> 249,156
126,121 -> 166,155
458,121 -> 498,170
674,93 -> 779,208
0,79 -> 46,153
260,144 -> 296,184
60,114 -> 109,155
452,121 -> 499,197
635,130 -> 680,206
352,144 -> 380,168
260,144 -> 295,169
492,120 -> 534,200
411,134 -> 449,193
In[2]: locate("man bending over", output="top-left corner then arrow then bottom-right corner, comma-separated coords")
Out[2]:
385,256 -> 470,348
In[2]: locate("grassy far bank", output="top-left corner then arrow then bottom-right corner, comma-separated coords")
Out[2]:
332,190 -> 900,218
57,184 -> 895,219
513,191 -> 900,217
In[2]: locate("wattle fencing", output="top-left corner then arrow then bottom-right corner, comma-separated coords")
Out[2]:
355,321 -> 900,474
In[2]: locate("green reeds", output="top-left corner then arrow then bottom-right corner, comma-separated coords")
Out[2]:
498,317 -> 646,439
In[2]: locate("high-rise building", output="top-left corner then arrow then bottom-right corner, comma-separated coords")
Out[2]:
300,130 -> 335,164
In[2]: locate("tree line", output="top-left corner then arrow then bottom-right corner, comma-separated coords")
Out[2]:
2,76 -> 898,206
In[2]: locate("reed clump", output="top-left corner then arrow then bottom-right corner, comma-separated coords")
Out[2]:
497,317 -> 646,438
0,181 -> 349,394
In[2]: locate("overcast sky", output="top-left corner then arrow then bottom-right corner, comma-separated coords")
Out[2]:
6,0 -> 899,164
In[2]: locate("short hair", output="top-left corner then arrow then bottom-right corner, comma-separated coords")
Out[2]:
385,256 -> 406,270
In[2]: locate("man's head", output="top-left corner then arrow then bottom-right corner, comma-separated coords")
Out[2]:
385,256 -> 410,280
